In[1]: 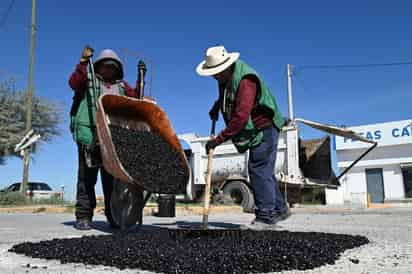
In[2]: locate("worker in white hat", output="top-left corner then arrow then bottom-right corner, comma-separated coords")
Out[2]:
196,46 -> 290,229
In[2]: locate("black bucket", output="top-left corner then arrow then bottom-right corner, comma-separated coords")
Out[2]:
157,195 -> 176,217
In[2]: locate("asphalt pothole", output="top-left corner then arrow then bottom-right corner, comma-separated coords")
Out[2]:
9,229 -> 369,274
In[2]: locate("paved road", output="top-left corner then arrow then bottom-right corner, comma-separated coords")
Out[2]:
0,208 -> 411,273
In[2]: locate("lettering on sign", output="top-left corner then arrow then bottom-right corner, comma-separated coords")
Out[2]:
336,120 -> 412,149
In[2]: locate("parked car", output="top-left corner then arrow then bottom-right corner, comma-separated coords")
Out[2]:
1,182 -> 61,199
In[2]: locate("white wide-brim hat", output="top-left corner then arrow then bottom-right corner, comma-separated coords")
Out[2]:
196,46 -> 240,76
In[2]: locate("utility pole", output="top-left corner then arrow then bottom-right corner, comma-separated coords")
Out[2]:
21,0 -> 36,194
287,64 -> 294,121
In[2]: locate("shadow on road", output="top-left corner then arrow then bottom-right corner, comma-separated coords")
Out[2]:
152,221 -> 242,229
62,221 -> 114,233
62,221 -> 175,233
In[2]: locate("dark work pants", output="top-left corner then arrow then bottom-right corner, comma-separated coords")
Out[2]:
75,144 -> 115,224
248,126 -> 287,224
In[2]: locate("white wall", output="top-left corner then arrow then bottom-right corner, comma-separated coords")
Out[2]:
343,168 -> 368,205
326,166 -> 367,205
326,164 -> 407,205
325,187 -> 344,205
382,165 -> 405,201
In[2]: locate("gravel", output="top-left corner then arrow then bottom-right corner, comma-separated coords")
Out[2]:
1,209 -> 412,273
9,228 -> 368,274
109,125 -> 187,194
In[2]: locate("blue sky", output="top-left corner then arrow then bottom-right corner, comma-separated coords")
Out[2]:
1,0 -> 411,199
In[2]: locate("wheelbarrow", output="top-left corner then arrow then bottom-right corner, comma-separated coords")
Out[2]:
95,93 -> 190,229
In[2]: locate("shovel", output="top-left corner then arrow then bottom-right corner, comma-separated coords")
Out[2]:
202,119 -> 216,229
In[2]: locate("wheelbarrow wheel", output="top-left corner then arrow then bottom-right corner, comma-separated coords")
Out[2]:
110,179 -> 144,230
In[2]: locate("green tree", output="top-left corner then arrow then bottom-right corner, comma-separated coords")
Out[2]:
0,78 -> 62,164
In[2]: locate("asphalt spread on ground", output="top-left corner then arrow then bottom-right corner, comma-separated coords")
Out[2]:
10,228 -> 369,273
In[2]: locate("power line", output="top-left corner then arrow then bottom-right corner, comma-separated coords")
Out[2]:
295,60 -> 412,73
0,0 -> 16,29
294,73 -> 313,95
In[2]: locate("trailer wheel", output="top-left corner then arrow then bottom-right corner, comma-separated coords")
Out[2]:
222,181 -> 255,213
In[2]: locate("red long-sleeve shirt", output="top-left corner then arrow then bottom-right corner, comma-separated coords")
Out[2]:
68,61 -> 143,97
215,76 -> 273,145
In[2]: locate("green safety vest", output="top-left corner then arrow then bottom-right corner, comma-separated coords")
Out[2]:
70,71 -> 125,145
222,59 -> 285,153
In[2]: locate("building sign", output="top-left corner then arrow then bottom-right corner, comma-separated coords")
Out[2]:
335,119 -> 412,150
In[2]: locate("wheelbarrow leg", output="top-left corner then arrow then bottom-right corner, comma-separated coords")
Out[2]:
137,191 -> 152,225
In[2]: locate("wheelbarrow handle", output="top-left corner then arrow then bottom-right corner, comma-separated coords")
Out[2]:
138,68 -> 144,99
87,56 -> 99,108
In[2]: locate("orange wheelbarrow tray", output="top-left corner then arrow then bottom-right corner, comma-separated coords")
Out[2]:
95,94 -> 190,193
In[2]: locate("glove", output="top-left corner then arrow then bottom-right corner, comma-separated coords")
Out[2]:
138,60 -> 147,77
80,45 -> 94,62
205,138 -> 218,154
209,100 -> 220,121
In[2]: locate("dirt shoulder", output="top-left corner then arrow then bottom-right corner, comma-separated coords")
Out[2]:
0,204 -> 243,216
1,203 -> 410,216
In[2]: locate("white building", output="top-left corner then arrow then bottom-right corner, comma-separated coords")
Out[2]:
326,119 -> 412,206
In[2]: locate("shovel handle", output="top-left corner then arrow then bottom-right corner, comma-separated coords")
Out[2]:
202,119 -> 217,229
202,147 -> 214,229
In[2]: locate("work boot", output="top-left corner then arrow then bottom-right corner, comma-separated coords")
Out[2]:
277,208 -> 292,222
74,218 -> 93,230
241,218 -> 279,230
